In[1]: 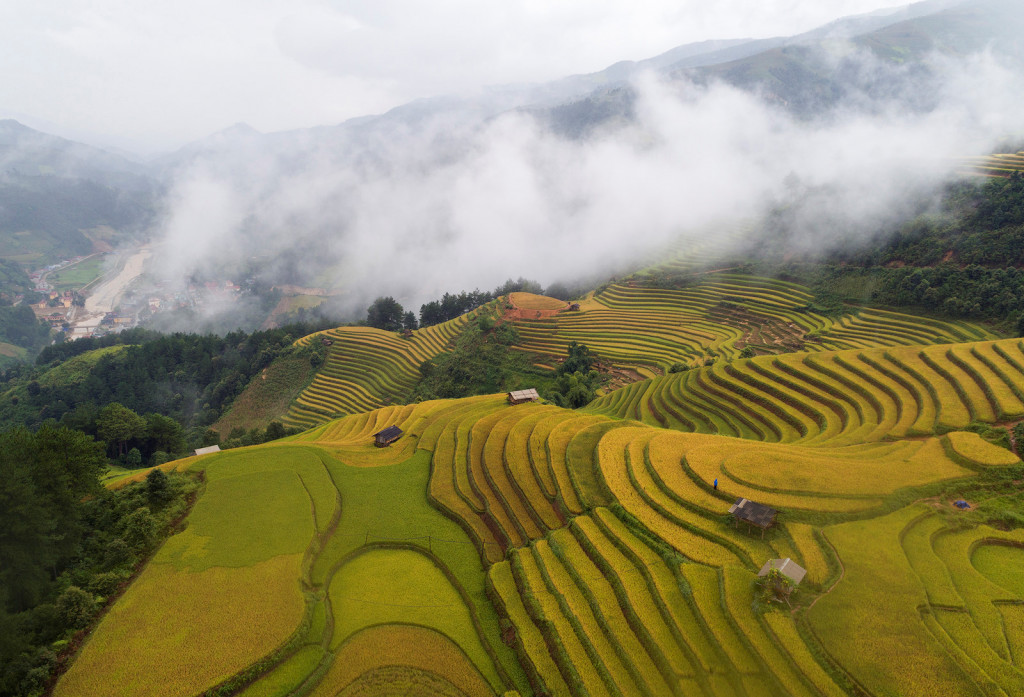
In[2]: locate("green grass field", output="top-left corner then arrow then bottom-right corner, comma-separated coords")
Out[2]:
36,345 -> 129,388
214,353 -> 319,434
48,254 -> 107,291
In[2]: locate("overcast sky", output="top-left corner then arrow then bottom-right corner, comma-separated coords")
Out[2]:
1,0 -> 915,153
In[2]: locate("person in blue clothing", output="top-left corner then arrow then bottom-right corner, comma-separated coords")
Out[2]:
713,478 -> 718,490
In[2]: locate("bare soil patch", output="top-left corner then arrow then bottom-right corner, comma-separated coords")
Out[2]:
707,302 -> 806,354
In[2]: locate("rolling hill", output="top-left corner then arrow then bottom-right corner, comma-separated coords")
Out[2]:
52,267 -> 1024,697
257,270 -> 995,434
20,3 -> 1024,694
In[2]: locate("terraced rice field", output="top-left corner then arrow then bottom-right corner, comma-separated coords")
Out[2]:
58,424 -> 531,697
283,313 -> 472,429
959,151 -> 1024,177
508,272 -> 992,378
587,337 -> 1023,445
62,275 -> 1024,697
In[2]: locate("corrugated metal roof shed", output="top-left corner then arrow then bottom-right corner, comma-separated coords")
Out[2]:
508,388 -> 540,404
757,558 -> 807,586
728,497 -> 777,534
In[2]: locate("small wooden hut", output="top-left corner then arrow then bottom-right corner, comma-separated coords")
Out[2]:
728,497 -> 777,537
507,388 -> 540,405
757,558 -> 806,587
757,558 -> 806,602
568,303 -> 581,311
373,425 -> 403,448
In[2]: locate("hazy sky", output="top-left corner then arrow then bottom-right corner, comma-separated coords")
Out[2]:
0,0 -> 912,152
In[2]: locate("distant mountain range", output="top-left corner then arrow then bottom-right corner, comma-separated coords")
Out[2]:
0,0 -> 1019,278
0,120 -> 157,263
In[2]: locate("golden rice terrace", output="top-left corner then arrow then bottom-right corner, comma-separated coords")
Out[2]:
59,276 -> 1024,697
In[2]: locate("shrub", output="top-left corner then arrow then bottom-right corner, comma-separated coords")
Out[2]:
26,603 -> 62,644
56,586 -> 97,630
120,507 -> 157,554
126,447 -> 143,468
89,571 -> 128,598
146,469 -> 171,506
103,538 -> 133,570
265,421 -> 286,441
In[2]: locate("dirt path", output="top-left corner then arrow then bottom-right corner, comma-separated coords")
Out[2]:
806,534 -> 845,613
84,247 -> 151,315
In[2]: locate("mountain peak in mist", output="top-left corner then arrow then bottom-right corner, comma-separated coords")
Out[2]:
217,122 -> 261,138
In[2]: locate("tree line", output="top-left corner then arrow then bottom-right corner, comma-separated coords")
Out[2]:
366,276 -> 595,332
0,321 -> 336,438
0,425 -> 194,696
829,173 -> 1024,329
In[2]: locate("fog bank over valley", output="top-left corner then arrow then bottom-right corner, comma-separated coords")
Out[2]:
152,43 -> 1024,318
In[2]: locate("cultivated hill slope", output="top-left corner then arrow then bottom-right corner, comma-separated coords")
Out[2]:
586,337 -> 1024,444
280,312 -> 474,430
59,356 -> 1024,697
515,273 -> 991,369
266,271 -> 994,431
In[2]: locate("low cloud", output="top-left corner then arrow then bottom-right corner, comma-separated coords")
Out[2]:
151,44 -> 1024,318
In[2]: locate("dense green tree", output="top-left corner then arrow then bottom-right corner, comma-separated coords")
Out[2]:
418,288 -> 494,328
145,469 -> 171,506
550,370 -> 599,408
17,321 -> 338,435
402,310 -> 418,331
545,341 -> 601,408
559,341 -> 593,376
0,426 -> 104,611
1,449 -> 196,695
143,413 -> 186,456
366,296 -> 405,331
96,403 -> 146,457
120,507 -> 157,554
0,453 -> 54,610
264,421 -> 286,441
0,305 -> 51,352
494,277 -> 543,295
55,586 -> 96,629
414,322 -> 530,400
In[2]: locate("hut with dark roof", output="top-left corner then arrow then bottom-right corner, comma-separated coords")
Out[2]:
728,497 -> 777,537
373,425 -> 403,448
507,388 -> 540,405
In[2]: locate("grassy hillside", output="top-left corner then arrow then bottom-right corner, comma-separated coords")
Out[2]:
53,270 -> 1024,697
211,353 -> 319,435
